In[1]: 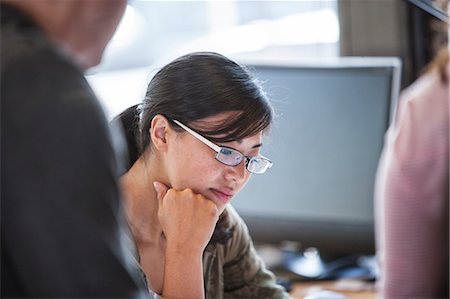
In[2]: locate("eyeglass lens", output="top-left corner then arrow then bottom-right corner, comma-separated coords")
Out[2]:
216,147 -> 270,174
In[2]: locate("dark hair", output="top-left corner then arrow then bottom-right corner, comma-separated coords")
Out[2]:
114,52 -> 273,167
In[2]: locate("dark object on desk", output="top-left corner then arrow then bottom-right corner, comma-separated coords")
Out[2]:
281,248 -> 377,281
276,277 -> 293,293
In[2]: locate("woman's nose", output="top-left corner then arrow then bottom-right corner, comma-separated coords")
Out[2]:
224,159 -> 247,183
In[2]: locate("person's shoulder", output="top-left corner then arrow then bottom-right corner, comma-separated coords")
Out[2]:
397,70 -> 448,132
387,69 -> 449,166
2,30 -> 99,119
1,13 -> 86,97
1,6 -> 56,71
1,18 -> 111,158
2,43 -> 87,93
401,70 -> 448,107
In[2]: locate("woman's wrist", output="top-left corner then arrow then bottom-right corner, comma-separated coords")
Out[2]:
165,240 -> 204,259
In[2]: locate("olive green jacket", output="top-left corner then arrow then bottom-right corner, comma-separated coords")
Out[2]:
202,205 -> 291,299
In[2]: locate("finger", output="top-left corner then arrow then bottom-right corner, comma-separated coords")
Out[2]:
153,181 -> 169,208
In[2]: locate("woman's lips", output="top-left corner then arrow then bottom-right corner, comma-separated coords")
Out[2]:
210,188 -> 233,203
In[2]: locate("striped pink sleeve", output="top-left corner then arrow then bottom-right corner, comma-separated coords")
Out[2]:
375,70 -> 449,298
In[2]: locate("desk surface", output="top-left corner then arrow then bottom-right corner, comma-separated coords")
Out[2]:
289,280 -> 376,299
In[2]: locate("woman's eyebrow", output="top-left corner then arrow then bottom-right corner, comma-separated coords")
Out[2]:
235,139 -> 263,149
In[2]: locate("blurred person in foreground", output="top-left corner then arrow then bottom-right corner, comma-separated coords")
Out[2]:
1,1 -> 217,298
375,46 -> 449,298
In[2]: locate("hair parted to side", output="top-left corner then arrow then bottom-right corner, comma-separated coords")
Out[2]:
116,52 -> 273,165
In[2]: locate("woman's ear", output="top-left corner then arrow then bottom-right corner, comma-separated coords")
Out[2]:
150,115 -> 171,152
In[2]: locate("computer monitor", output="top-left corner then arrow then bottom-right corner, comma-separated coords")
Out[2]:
232,57 -> 401,258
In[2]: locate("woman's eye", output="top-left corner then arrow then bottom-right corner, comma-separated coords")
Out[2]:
220,148 -> 234,155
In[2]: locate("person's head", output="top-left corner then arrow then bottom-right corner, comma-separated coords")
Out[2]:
3,0 -> 127,69
119,52 -> 274,212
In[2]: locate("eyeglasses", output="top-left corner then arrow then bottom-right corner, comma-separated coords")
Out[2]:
172,120 -> 273,174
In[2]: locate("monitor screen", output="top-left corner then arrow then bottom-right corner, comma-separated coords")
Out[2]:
232,57 -> 401,257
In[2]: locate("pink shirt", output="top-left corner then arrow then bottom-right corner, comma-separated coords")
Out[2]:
375,66 -> 449,298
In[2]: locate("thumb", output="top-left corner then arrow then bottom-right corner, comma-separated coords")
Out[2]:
153,181 -> 169,207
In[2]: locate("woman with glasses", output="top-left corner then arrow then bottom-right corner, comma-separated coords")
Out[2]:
113,52 -> 289,299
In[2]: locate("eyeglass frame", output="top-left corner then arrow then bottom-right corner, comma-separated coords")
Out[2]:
172,119 -> 273,174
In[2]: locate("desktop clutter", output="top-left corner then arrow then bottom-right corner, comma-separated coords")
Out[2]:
256,242 -> 377,297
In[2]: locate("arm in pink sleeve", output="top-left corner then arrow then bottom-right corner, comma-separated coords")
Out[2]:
375,71 -> 449,299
